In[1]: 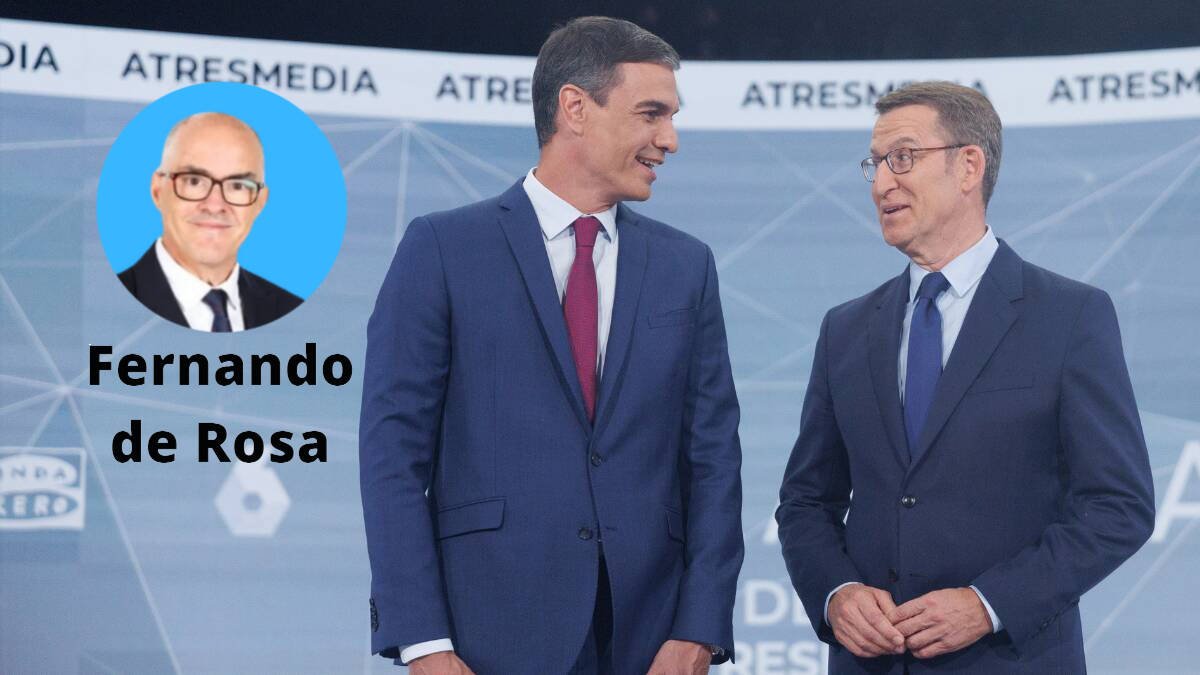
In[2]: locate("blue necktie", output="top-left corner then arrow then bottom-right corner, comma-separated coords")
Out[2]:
904,272 -> 950,459
203,289 -> 232,333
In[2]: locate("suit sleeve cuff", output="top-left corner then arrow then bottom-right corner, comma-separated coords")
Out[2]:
970,585 -> 1003,633
397,639 -> 454,665
824,581 -> 862,626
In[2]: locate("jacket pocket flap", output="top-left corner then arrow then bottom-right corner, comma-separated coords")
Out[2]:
969,373 -> 1034,394
666,508 -> 686,542
648,307 -> 697,328
436,497 -> 505,539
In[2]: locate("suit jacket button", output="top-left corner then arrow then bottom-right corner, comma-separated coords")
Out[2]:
900,495 -> 917,508
578,527 -> 593,540
888,568 -> 899,582
590,453 -> 602,467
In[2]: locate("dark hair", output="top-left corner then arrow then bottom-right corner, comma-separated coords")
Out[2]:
532,16 -> 679,147
876,81 -> 1003,207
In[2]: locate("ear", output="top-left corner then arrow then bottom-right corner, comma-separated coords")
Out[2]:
249,184 -> 269,221
151,171 -> 164,207
557,84 -> 589,137
958,145 -> 986,196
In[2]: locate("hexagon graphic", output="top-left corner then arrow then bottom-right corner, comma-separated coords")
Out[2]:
215,463 -> 290,537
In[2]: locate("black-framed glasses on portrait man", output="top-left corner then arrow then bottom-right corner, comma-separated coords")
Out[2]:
158,170 -> 264,206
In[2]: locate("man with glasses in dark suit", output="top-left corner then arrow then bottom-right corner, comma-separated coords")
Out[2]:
118,112 -> 301,332
777,81 -> 1154,674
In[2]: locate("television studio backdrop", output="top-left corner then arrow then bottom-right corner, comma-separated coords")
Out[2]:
2,5 -> 1199,674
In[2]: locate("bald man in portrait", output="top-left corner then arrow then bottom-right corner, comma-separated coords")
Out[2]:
118,112 -> 302,332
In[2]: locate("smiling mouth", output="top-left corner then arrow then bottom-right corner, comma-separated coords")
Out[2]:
637,157 -> 662,171
882,205 -> 908,215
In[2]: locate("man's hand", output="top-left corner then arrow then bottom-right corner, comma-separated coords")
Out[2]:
888,588 -> 993,659
408,651 -> 475,675
827,584 -> 906,658
646,639 -> 713,674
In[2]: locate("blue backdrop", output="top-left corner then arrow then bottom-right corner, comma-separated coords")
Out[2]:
1,87 -> 1198,673
95,82 -> 347,299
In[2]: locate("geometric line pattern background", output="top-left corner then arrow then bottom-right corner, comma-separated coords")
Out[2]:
1,91 -> 1197,673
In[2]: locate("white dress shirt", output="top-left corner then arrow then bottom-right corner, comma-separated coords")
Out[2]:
824,227 -> 1004,634
154,237 -> 245,332
397,169 -> 619,666
524,167 -> 619,373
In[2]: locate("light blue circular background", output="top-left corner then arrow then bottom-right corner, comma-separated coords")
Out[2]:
97,82 -> 346,299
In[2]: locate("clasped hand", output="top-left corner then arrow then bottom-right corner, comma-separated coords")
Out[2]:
828,585 -> 992,660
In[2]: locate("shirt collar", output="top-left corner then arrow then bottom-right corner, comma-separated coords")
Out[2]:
154,237 -> 242,312
522,168 -> 618,243
907,226 -> 999,302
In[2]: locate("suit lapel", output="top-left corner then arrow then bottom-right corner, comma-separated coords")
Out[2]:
238,273 -> 262,329
496,182 -> 591,430
868,269 -> 911,469
593,205 -> 647,432
131,246 -> 189,327
909,240 -> 1024,470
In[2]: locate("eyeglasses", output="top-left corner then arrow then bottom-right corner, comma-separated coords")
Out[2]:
860,145 -> 966,182
159,171 -> 263,206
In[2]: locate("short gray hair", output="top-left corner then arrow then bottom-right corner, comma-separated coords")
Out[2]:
876,81 -> 1002,207
532,16 -> 679,148
159,112 -> 265,178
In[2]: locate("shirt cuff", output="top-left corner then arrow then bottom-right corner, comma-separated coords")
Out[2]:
824,581 -> 863,625
969,585 -> 1002,633
396,639 -> 454,665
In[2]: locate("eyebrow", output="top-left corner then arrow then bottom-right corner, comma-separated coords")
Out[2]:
868,136 -> 920,157
175,165 -> 261,181
634,99 -> 680,116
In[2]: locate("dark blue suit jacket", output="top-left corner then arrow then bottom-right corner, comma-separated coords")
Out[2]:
359,181 -> 743,673
776,241 -> 1154,674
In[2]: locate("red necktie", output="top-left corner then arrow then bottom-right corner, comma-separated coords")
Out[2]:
563,216 -> 601,422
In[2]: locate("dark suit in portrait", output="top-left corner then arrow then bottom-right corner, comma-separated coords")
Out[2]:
118,244 -> 301,330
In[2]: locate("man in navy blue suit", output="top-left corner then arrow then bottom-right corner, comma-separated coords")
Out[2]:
776,81 -> 1155,673
360,17 -> 743,674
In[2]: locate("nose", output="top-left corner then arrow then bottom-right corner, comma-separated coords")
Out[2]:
656,119 -> 679,155
201,181 -> 230,211
872,161 -> 897,201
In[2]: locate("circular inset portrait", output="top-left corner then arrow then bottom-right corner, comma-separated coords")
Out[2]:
97,82 -> 346,332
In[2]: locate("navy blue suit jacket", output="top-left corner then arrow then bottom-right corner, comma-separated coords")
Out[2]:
359,182 -> 743,673
776,241 -> 1154,674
